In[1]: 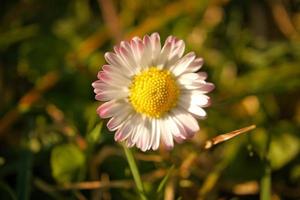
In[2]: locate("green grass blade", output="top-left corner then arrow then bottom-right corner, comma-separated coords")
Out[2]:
123,145 -> 147,200
157,165 -> 175,193
16,149 -> 32,200
260,164 -> 271,200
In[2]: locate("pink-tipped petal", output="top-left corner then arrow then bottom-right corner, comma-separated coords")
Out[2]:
114,125 -> 131,142
171,108 -> 200,137
150,32 -> 161,63
96,100 -> 122,118
170,52 -> 196,76
107,106 -> 133,131
184,58 -> 204,73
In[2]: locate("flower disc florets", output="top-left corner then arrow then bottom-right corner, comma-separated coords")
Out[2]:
129,67 -> 179,118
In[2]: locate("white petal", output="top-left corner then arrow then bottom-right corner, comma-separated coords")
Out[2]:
102,64 -> 131,78
170,52 -> 196,76
114,113 -> 139,141
118,42 -> 141,73
97,100 -> 122,118
114,122 -> 132,142
148,119 -> 156,150
136,117 -> 151,151
152,118 -> 161,150
177,72 -> 208,84
142,117 -> 152,151
166,39 -> 185,67
128,115 -> 150,150
130,37 -> 145,70
179,93 -> 211,107
184,58 -> 204,73
130,37 -> 143,58
177,73 -> 201,85
171,40 -> 185,58
156,37 -> 172,69
130,122 -> 142,145
171,108 -> 199,137
92,80 -> 128,96
107,106 -> 133,131
181,83 -> 214,92
133,116 -> 145,149
150,32 -> 161,65
116,46 -> 140,74
97,70 -> 131,87
95,90 -> 128,101
104,52 -> 134,75
166,115 -> 186,140
160,117 -> 174,149
157,36 -> 186,69
179,99 -> 207,118
171,114 -> 190,139
142,35 -> 154,69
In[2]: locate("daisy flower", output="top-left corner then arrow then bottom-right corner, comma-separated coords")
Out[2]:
92,33 -> 214,151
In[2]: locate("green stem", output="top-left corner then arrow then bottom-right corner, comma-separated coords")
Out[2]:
260,129 -> 272,200
260,163 -> 271,200
123,145 -> 147,200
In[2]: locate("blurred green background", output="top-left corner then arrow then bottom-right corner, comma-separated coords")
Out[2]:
0,0 -> 300,199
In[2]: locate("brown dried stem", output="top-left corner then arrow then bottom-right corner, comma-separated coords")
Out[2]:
204,125 -> 256,150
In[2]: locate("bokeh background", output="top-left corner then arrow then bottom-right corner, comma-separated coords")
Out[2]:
1,0 -> 300,199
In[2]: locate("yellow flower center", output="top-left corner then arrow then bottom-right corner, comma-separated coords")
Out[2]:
129,67 -> 179,118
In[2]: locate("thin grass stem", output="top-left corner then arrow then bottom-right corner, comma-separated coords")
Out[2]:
123,145 -> 147,200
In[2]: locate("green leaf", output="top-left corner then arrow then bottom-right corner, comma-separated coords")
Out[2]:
269,132 -> 299,170
86,122 -> 103,146
51,144 -> 86,184
84,103 -> 100,133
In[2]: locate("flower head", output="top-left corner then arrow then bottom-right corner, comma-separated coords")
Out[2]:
92,33 -> 214,151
